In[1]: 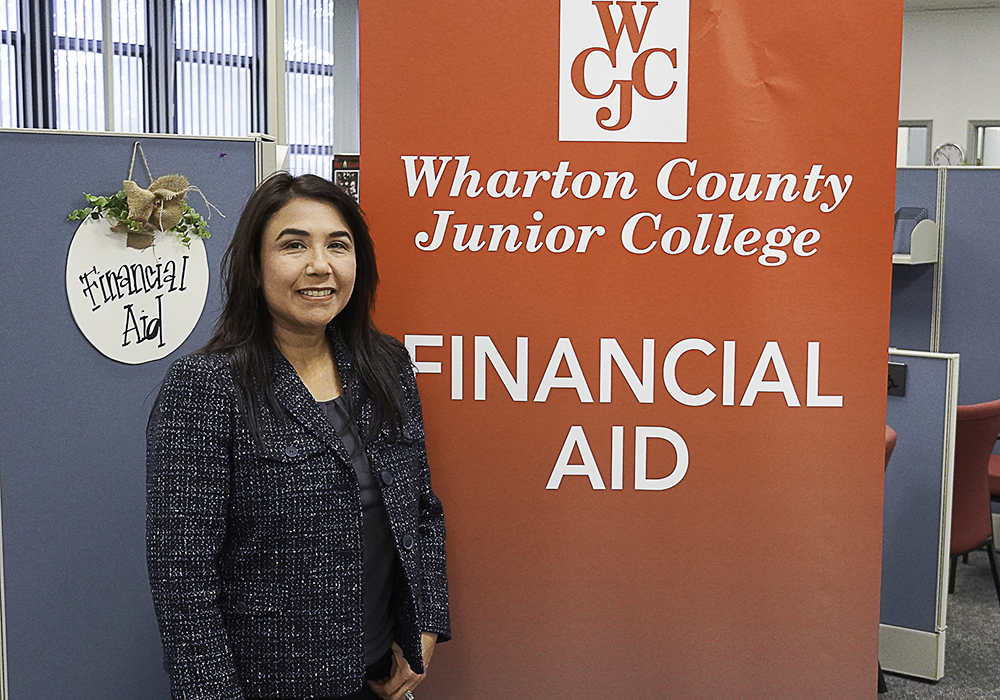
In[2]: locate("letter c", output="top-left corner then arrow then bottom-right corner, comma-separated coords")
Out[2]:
657,158 -> 696,200
632,48 -> 678,100
571,47 -> 616,100
621,212 -> 661,254
663,338 -> 717,406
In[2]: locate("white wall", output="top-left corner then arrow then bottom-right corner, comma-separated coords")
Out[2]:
900,9 -> 1000,157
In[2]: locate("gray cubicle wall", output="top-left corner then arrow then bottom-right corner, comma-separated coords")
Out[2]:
881,350 -> 957,681
0,130 -> 257,700
889,168 -> 939,351
939,168 -> 1000,405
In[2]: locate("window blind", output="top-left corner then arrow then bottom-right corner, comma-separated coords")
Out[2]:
0,3 -> 18,127
0,0 -> 346,178
285,0 -> 334,178
175,0 -> 254,137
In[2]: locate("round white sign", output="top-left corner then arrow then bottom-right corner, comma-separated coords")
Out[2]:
65,217 -> 210,364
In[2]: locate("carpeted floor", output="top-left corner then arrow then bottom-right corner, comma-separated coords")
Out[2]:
883,548 -> 1000,699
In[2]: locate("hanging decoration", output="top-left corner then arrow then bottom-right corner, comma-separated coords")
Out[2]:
67,142 -> 220,249
64,142 -> 219,365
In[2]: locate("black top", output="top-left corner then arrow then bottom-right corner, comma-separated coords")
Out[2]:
324,394 -> 396,666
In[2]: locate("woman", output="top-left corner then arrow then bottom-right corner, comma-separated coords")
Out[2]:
146,173 -> 450,700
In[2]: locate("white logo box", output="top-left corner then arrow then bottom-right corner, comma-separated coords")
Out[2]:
559,0 -> 690,143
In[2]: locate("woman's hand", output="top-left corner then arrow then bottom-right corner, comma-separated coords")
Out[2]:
368,633 -> 438,700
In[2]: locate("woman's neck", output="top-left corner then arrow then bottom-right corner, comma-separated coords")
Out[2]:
273,327 -> 342,401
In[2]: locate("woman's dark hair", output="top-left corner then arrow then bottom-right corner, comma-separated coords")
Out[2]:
203,172 -> 407,440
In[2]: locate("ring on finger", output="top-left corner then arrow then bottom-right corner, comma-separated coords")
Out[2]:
405,692 -> 415,700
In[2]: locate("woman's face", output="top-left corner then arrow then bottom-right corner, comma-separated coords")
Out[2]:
260,197 -> 357,340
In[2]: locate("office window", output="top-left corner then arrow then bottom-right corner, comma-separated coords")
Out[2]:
54,1 -> 104,130
1,0 -> 263,135
982,128 -> 1000,166
285,0 -> 335,178
50,0 -> 145,132
0,42 -> 13,128
110,0 -> 145,133
969,121 -> 1000,167
0,2 -> 17,127
175,0 -> 256,137
897,121 -> 931,166
0,0 -> 351,177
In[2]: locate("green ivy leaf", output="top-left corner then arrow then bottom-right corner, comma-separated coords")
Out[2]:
69,188 -> 215,247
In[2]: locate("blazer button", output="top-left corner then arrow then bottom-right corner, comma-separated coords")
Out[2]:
402,534 -> 414,550
235,602 -> 248,614
285,444 -> 299,458
380,469 -> 394,486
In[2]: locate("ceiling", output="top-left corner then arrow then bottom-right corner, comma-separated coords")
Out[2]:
905,0 -> 1000,10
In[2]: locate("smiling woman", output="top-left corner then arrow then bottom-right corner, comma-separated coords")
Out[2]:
146,173 -> 450,700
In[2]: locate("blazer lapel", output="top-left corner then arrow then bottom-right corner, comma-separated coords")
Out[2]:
269,339 -> 350,463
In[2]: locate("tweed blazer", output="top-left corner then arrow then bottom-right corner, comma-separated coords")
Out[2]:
146,329 -> 450,700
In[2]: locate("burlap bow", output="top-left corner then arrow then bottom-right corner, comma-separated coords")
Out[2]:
111,174 -> 191,249
103,143 -> 222,249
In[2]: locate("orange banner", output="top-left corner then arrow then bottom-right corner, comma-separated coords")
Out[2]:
361,2 -> 902,697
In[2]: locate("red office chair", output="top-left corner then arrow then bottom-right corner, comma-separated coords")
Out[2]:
987,453 -> 1000,559
885,425 -> 896,471
949,399 -> 1000,608
879,425 -> 897,695
987,453 -> 1000,505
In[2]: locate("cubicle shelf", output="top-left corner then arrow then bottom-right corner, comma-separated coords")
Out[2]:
892,255 -> 936,265
893,219 -> 939,265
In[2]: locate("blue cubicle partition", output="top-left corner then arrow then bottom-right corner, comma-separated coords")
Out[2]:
938,168 -> 1000,405
889,168 -> 939,352
0,130 -> 259,700
884,167 -> 1000,678
891,166 -> 1000,402
895,168 -> 938,236
892,167 -> 939,253
881,350 -> 958,681
890,265 -> 935,351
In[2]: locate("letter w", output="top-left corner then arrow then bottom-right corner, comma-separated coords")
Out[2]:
593,1 -> 658,57
401,156 -> 453,197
